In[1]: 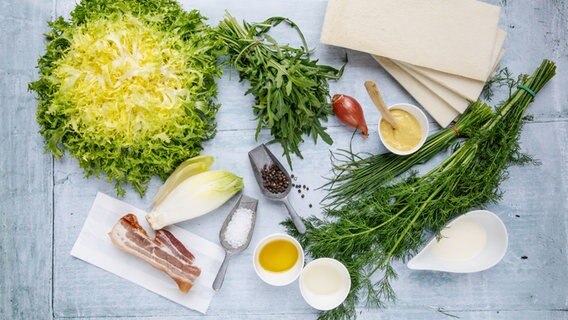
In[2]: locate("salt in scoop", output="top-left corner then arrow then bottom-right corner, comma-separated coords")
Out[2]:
407,210 -> 508,273
248,144 -> 306,234
213,194 -> 258,290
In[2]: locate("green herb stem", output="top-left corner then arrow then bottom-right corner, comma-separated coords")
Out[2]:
321,101 -> 494,209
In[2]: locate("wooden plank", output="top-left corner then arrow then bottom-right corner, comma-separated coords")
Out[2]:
43,0 -> 568,319
54,0 -> 430,134
0,0 -> 55,319
54,310 -> 568,320
393,119 -> 568,309
490,0 -> 568,120
52,0 -> 568,129
53,120 -> 568,317
52,127 -> 346,317
187,0 -> 441,129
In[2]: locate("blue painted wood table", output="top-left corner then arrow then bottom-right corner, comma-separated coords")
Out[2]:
1,0 -> 567,319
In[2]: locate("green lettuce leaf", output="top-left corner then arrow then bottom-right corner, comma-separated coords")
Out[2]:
29,0 -> 225,196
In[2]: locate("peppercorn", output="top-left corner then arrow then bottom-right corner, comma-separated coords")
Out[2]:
261,164 -> 289,193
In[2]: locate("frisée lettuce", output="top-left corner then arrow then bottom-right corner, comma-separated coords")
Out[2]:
29,0 -> 224,196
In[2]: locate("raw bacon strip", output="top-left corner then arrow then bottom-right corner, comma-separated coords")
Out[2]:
155,229 -> 195,264
109,213 -> 201,293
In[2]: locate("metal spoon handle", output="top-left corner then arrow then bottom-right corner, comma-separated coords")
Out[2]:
213,252 -> 230,291
282,198 -> 306,234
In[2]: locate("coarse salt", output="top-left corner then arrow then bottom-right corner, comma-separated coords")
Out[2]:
224,207 -> 254,248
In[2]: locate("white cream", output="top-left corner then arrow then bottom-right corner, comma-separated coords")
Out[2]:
430,218 -> 487,261
299,258 -> 351,310
302,263 -> 344,295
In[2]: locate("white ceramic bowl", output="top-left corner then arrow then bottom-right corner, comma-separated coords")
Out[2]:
377,103 -> 429,156
299,258 -> 351,311
407,210 -> 508,273
252,233 -> 304,286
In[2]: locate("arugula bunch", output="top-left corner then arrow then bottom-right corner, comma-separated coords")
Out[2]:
29,0 -> 224,196
217,14 -> 344,167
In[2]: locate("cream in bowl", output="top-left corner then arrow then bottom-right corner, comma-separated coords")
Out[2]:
299,258 -> 351,311
253,233 -> 304,286
378,103 -> 429,155
407,210 -> 508,273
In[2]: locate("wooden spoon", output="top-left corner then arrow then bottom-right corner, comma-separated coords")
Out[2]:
364,80 -> 398,129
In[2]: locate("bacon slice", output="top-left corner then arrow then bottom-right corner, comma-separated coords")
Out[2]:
108,213 -> 201,293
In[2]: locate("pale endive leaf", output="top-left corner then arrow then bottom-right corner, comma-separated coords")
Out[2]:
152,155 -> 214,207
146,170 -> 244,230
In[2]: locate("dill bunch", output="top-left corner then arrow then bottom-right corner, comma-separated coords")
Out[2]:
285,60 -> 556,320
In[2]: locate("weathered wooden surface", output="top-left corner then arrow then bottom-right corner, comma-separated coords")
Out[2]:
0,0 -> 54,319
1,0 -> 567,319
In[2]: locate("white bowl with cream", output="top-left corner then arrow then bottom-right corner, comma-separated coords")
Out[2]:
299,258 -> 351,310
377,103 -> 429,156
407,210 -> 508,273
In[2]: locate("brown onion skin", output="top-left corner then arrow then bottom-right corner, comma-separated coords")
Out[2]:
332,94 -> 369,137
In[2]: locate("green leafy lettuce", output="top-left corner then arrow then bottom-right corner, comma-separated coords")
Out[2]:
29,0 -> 224,196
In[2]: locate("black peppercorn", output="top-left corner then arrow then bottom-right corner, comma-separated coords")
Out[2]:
260,164 -> 289,194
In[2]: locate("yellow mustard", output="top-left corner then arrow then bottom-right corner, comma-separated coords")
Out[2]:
380,109 -> 422,151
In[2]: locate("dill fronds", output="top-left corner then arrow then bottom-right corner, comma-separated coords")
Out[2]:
285,60 -> 556,320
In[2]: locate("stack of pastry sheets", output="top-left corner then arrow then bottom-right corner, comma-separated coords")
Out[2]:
320,0 -> 506,127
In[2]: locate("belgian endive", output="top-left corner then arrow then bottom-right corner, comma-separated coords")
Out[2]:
152,155 -> 215,207
146,170 -> 243,230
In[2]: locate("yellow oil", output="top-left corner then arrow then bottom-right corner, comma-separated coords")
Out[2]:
258,239 -> 299,272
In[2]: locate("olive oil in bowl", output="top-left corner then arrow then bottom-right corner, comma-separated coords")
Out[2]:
258,239 -> 299,272
253,234 -> 304,286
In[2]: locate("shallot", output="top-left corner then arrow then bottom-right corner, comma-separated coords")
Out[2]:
332,94 -> 369,137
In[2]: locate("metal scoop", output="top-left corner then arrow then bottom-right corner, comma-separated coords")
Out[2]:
213,194 -> 258,291
248,144 -> 306,234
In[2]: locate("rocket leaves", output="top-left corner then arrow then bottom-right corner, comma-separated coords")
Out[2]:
217,14 -> 344,168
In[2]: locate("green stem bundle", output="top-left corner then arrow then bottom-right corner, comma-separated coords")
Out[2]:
321,101 -> 494,209
286,60 -> 556,320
